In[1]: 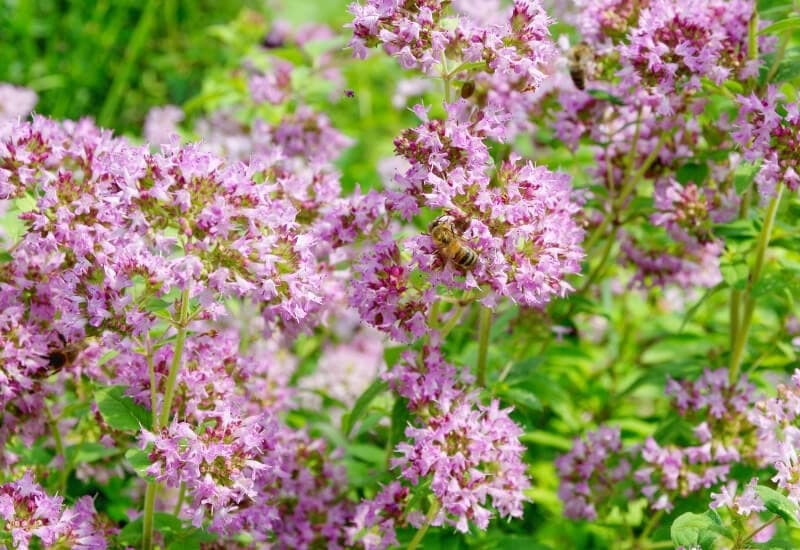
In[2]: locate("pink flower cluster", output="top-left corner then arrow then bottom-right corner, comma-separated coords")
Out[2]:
734,86 -> 800,198
384,348 -> 530,533
349,0 -> 555,92
0,472 -> 113,550
558,369 -> 763,516
555,427 -> 631,520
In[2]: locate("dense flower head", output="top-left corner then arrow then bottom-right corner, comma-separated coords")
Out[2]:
347,482 -> 409,550
386,101 -> 585,313
748,370 -> 800,509
348,0 -> 556,92
555,427 -> 631,520
571,0 -> 646,46
635,436 -> 735,512
0,116 -> 336,338
0,471 -> 113,550
710,478 -> 765,517
734,86 -> 800,197
384,348 -> 530,532
620,234 -> 723,289
618,0 -> 756,93
652,178 -> 738,245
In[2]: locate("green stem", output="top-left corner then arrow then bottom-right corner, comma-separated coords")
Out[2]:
158,288 -> 191,427
98,0 -> 159,127
145,335 -> 157,430
44,402 -> 68,492
142,482 -> 157,550
583,132 -> 670,253
173,482 -> 186,516
476,306 -> 492,386
741,515 -> 780,545
579,226 -> 618,293
407,500 -> 440,550
729,184 -> 783,383
730,289 -> 741,351
441,53 -> 452,103
143,288 -> 191,549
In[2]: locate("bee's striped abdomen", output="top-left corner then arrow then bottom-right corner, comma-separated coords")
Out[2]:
453,245 -> 478,269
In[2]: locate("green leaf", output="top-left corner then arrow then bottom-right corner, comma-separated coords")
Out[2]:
383,346 -> 405,368
389,397 -> 411,449
346,443 -> 386,465
676,162 -> 710,185
342,379 -> 389,438
670,510 -> 728,550
118,513 -> 184,546
680,286 -> 723,332
752,270 -> 800,298
95,385 -> 152,432
719,257 -> 750,290
67,442 -> 119,464
756,485 -> 799,523
0,251 -> 12,263
166,527 -> 217,550
759,17 -> 800,35
496,386 -> 542,412
145,297 -> 172,313
125,448 -> 153,479
586,88 -> 625,105
520,430 -> 573,451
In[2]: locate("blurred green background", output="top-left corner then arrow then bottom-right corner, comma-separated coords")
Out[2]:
0,0 -> 351,134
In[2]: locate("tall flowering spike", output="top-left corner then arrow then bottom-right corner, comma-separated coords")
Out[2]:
382,348 -> 531,532
748,370 -> 800,509
556,427 -> 631,520
734,87 -> 800,198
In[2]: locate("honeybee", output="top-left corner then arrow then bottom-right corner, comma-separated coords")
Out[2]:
35,333 -> 84,378
567,42 -> 593,90
428,215 -> 478,270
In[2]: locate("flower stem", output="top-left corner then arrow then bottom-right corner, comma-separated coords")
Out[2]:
142,482 -> 157,550
158,288 -> 191,427
44,402 -> 68,492
406,500 -> 440,550
476,305 -> 492,386
729,184 -> 783,383
173,482 -> 186,516
143,287 -> 191,549
741,515 -> 779,545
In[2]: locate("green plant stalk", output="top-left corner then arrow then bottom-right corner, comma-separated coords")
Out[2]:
158,288 -> 192,427
406,500 -> 440,550
729,184 -> 783,383
729,42 -> 757,356
44,402 -> 68,492
741,515 -> 779,545
98,0 -> 159,127
730,288 -> 741,351
583,132 -> 670,253
173,482 -> 186,516
441,53 -> 452,103
143,288 -> 191,549
142,483 -> 157,550
476,305 -> 492,386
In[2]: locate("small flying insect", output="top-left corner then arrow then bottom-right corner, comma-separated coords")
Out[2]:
428,215 -> 478,270
35,333 -> 83,379
568,42 -> 594,90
